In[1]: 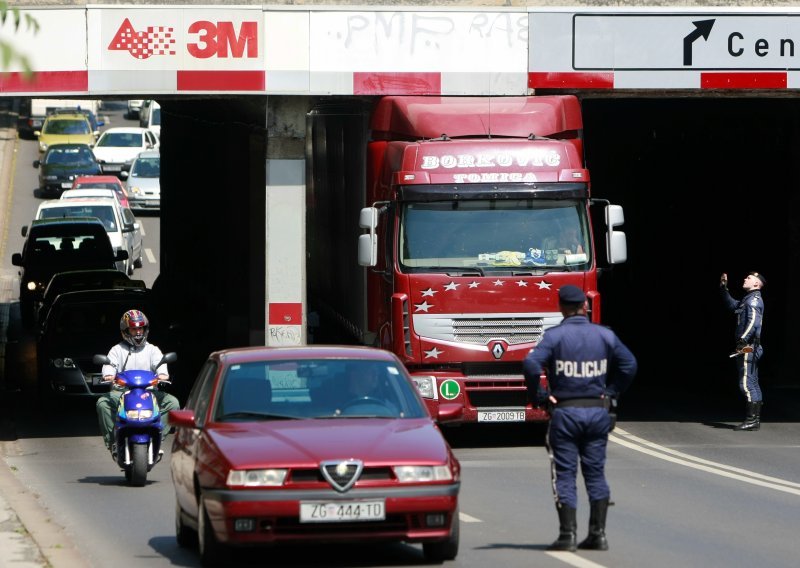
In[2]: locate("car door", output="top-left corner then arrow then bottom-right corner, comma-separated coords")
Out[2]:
119,206 -> 142,268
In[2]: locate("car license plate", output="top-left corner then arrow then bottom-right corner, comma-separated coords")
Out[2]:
477,408 -> 525,422
103,165 -> 121,172
61,182 -> 73,188
299,500 -> 385,523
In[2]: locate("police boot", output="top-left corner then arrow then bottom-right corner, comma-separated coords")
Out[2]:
548,505 -> 577,551
734,401 -> 762,431
578,498 -> 609,550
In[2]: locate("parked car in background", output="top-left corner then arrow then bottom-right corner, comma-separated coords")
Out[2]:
70,175 -> 130,207
35,197 -> 143,275
127,99 -> 145,119
124,150 -> 161,212
170,345 -> 462,565
93,127 -> 159,176
35,112 -> 96,155
33,143 -> 102,197
35,269 -> 143,331
37,287 -> 155,400
12,217 -> 128,329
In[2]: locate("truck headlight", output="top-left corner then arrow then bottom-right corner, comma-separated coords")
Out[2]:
53,358 -> 75,368
412,376 -> 436,399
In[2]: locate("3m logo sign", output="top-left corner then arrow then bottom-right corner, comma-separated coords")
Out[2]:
108,18 -> 176,59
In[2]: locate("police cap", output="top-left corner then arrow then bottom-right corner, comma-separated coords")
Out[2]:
749,271 -> 767,287
558,285 -> 586,304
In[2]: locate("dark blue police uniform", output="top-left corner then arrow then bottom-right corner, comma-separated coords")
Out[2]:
721,285 -> 764,403
523,285 -> 637,551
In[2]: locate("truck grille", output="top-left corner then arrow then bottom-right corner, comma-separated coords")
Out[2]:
414,313 -> 562,345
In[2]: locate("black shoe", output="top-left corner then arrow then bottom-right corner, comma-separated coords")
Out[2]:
734,401 -> 762,431
110,443 -> 118,461
548,506 -> 577,551
578,499 -> 610,550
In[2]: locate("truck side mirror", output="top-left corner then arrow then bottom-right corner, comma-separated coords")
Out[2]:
605,204 -> 628,265
358,207 -> 379,267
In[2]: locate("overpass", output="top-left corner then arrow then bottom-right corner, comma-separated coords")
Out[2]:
3,3 -> 800,398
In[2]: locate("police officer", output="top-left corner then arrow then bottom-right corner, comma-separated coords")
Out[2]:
523,285 -> 637,552
720,271 -> 766,431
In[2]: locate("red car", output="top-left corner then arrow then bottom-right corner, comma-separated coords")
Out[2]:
170,345 -> 463,566
71,175 -> 130,207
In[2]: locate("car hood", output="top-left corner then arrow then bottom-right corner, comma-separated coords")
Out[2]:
42,163 -> 101,176
93,147 -> 141,163
127,176 -> 160,192
41,135 -> 94,146
206,418 -> 451,467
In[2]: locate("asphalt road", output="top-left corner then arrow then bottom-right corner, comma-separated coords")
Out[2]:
2,98 -> 800,568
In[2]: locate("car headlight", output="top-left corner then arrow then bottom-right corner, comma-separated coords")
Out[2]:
412,376 -> 436,399
53,358 -> 75,368
393,465 -> 452,483
227,469 -> 288,487
126,409 -> 154,420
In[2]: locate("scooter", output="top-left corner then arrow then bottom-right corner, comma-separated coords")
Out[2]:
93,352 -> 177,486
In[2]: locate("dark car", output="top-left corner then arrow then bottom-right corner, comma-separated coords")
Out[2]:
170,345 -> 463,566
36,287 -> 154,399
35,269 -> 143,331
33,143 -> 102,197
12,217 -> 128,329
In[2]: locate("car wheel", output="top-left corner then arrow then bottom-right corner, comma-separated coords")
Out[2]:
422,506 -> 460,563
198,497 -> 224,566
175,497 -> 198,548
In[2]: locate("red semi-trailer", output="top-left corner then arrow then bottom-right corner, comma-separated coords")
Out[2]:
307,96 -> 627,424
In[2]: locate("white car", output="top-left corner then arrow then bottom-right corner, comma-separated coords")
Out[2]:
124,150 -> 161,212
93,127 -> 159,177
127,100 -> 145,119
35,197 -> 144,275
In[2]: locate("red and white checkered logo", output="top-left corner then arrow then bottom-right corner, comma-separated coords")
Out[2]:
108,18 -> 176,59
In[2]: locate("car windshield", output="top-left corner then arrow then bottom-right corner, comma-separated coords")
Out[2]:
215,359 -> 427,421
131,157 -> 159,177
43,119 -> 90,135
97,132 -> 142,148
44,147 -> 96,166
38,205 -> 117,231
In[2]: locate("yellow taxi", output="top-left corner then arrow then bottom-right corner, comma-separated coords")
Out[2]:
35,112 -> 96,155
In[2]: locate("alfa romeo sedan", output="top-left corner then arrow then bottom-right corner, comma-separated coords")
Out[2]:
170,345 -> 463,566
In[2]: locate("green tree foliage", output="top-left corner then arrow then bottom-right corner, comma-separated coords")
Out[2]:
0,1 -> 39,77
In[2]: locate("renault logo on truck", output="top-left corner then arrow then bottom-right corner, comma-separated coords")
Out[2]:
491,341 -> 506,359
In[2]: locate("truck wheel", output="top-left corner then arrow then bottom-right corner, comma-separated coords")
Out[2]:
129,443 -> 148,486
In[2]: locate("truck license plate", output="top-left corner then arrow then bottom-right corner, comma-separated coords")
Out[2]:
477,409 -> 525,422
300,500 -> 385,523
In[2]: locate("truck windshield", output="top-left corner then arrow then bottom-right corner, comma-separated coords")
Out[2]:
399,199 -> 591,272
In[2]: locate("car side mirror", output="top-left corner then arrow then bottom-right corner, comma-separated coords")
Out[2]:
21,226 -> 28,237
32,160 -> 40,168
11,253 -> 22,266
115,249 -> 129,261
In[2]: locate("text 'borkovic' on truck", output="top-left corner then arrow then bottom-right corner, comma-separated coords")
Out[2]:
307,96 -> 627,425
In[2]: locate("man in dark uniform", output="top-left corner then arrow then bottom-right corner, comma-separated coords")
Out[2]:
523,285 -> 637,552
720,271 -> 766,431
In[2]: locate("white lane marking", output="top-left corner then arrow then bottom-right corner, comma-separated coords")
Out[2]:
459,512 -> 481,523
545,551 -> 608,567
139,224 -> 146,237
611,427 -> 800,495
145,248 -> 156,264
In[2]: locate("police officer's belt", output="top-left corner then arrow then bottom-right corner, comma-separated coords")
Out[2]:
557,398 -> 607,408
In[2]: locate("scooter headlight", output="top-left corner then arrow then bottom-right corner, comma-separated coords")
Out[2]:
126,409 -> 154,420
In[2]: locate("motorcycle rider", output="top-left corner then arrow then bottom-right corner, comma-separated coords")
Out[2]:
95,309 -> 179,456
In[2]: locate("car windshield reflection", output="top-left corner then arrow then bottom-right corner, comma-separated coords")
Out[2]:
214,359 -> 427,421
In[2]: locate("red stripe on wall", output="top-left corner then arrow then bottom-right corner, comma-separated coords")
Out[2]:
353,72 -> 441,95
268,303 -> 303,326
701,72 -> 786,89
177,70 -> 265,91
528,72 -> 614,90
0,71 -> 88,93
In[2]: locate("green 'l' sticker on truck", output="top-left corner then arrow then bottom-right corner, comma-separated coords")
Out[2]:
439,379 -> 460,400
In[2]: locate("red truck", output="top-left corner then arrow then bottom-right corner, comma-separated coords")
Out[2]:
307,95 -> 627,424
